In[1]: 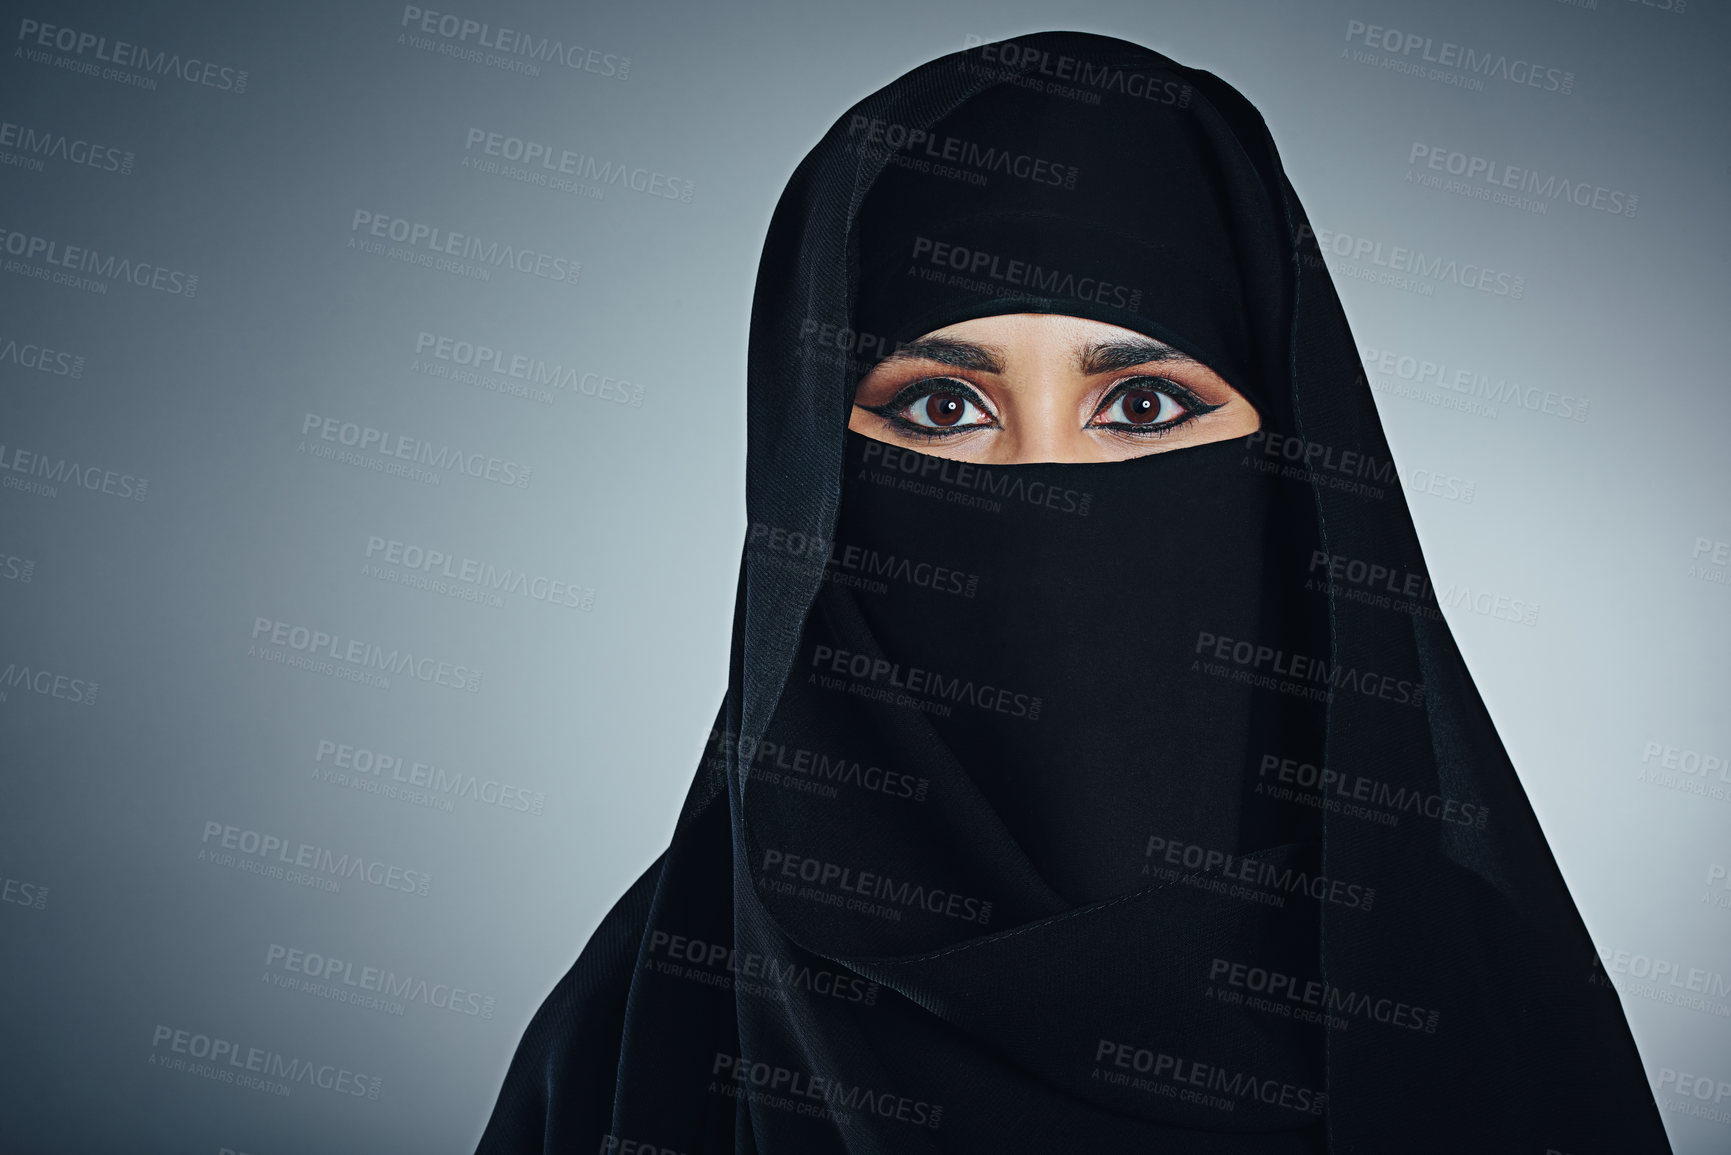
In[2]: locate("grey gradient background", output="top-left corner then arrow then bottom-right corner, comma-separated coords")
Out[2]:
1,0 -> 1727,1151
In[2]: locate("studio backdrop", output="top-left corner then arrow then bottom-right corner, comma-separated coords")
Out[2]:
0,0 -> 1727,1152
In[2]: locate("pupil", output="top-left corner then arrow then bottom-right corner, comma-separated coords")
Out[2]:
926,394 -> 965,426
1124,390 -> 1160,424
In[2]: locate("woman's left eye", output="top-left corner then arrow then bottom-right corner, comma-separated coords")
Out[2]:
1091,381 -> 1199,431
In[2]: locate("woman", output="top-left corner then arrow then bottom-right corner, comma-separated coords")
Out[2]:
476,32 -> 1671,1153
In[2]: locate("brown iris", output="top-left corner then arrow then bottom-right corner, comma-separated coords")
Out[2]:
1120,388 -> 1163,424
924,392 -> 967,427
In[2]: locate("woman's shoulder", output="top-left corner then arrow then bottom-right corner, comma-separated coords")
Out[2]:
473,856 -> 665,1155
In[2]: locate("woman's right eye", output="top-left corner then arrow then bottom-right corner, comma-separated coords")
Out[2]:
889,380 -> 995,431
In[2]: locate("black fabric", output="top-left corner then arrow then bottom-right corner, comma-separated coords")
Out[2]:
475,31 -> 1672,1155
851,74 -> 1282,416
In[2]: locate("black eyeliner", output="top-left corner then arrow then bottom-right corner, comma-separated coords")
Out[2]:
1089,376 -> 1223,435
861,376 -> 997,440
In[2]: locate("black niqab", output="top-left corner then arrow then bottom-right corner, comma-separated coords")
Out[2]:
476,31 -> 1672,1155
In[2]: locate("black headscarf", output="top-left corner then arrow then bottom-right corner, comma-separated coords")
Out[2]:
476,32 -> 1672,1154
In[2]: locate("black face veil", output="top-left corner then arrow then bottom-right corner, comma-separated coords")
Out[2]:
477,32 -> 1672,1155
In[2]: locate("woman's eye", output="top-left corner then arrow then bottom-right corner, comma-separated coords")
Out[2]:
1093,383 -> 1187,428
898,386 -> 992,430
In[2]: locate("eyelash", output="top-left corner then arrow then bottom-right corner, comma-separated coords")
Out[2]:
862,376 -> 1224,442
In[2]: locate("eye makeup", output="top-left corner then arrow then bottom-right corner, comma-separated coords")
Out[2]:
858,372 -> 1227,444
859,376 -> 997,440
1088,376 -> 1224,435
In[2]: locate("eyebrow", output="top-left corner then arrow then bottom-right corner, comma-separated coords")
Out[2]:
1076,338 -> 1196,375
874,335 -> 1196,377
877,336 -> 1005,374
